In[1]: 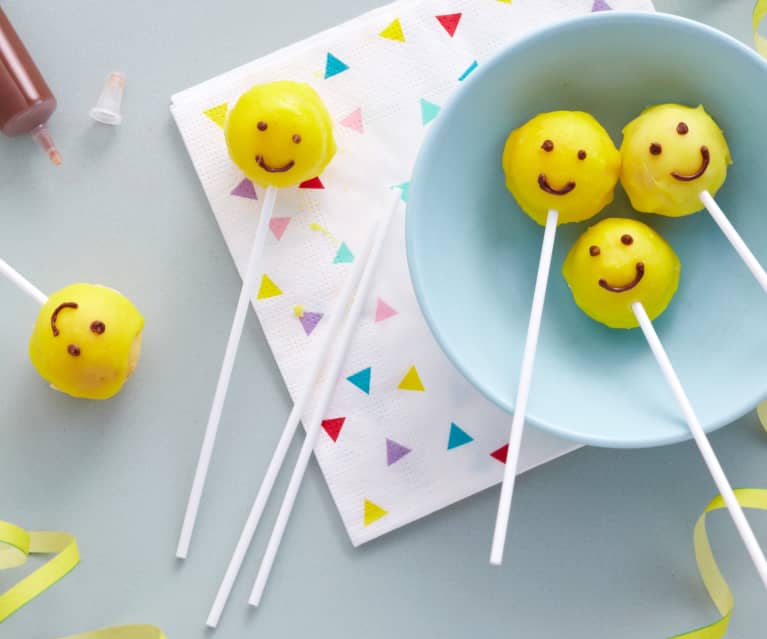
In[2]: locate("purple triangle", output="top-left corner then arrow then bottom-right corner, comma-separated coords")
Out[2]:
592,0 -> 612,11
299,311 -> 323,336
386,438 -> 411,466
231,178 -> 258,200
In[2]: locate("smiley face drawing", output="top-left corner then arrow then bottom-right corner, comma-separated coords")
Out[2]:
29,283 -> 144,399
562,218 -> 681,329
224,81 -> 336,189
620,104 -> 732,217
502,111 -> 622,226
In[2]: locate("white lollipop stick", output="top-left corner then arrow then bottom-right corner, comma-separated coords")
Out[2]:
699,190 -> 767,294
0,257 -> 47,305
490,208 -> 558,566
206,220 -> 379,628
633,300 -> 767,590
248,193 -> 400,608
177,185 -> 278,560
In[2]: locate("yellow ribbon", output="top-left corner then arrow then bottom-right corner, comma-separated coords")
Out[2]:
754,0 -> 767,57
0,521 -> 164,638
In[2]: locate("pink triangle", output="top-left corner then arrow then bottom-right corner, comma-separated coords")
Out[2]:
269,217 -> 291,240
386,438 -> 411,466
374,298 -> 398,323
230,178 -> 258,200
592,0 -> 612,11
436,13 -> 461,37
339,107 -> 364,133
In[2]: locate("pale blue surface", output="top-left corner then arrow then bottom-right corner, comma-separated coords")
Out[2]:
1,2 -> 767,639
408,12 -> 767,448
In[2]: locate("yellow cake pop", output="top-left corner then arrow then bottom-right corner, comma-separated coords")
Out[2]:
502,111 -> 622,226
29,284 -> 144,400
224,81 -> 336,189
620,104 -> 732,217
562,218 -> 680,329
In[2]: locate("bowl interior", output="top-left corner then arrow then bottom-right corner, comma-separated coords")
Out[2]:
407,13 -> 767,447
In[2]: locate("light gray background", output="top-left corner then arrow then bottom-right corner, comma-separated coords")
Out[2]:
1,1 -> 765,637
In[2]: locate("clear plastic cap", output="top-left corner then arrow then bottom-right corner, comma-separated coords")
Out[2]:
89,71 -> 126,126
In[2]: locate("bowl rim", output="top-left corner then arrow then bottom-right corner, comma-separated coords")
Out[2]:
406,11 -> 767,448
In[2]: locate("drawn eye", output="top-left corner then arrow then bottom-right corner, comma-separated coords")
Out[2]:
292,134 -> 302,144
67,344 -> 81,357
621,234 -> 634,246
90,320 -> 106,335
589,245 -> 601,257
257,121 -> 268,131
541,139 -> 554,152
649,142 -> 662,155
676,122 -> 689,135
578,150 -> 587,160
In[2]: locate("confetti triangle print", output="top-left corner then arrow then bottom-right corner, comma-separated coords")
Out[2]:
321,417 -> 346,443
299,311 -> 323,336
447,422 -> 474,450
459,60 -> 478,81
347,367 -> 371,394
333,242 -> 354,264
339,107 -> 364,133
324,52 -> 349,79
490,444 -> 509,464
363,499 -> 388,526
386,438 -> 412,466
299,176 -> 324,189
230,178 -> 257,200
436,13 -> 461,37
374,298 -> 398,323
397,366 -> 424,392
497,0 -> 512,4
269,216 -> 291,240
392,182 -> 410,202
592,0 -> 612,11
420,98 -> 441,126
203,102 -> 228,128
256,274 -> 282,300
379,18 -> 406,42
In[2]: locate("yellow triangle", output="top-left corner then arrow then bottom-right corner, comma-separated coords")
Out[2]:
293,305 -> 304,318
256,274 -> 282,300
397,365 -> 425,392
203,102 -> 228,128
379,18 -> 406,42
497,0 -> 512,3
364,499 -> 388,526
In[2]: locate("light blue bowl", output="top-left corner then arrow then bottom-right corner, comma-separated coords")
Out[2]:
407,12 -> 767,448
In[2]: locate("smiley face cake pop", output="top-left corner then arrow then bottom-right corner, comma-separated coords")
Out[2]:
562,218 -> 680,329
620,104 -> 732,217
224,81 -> 336,189
29,284 -> 144,399
502,111 -> 622,226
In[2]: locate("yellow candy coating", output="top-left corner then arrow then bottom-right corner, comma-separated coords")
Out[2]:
224,81 -> 336,189
562,218 -> 680,329
502,111 -> 621,226
29,284 -> 144,400
620,104 -> 732,217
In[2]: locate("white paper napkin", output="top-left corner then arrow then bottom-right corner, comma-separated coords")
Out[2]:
171,0 -> 655,546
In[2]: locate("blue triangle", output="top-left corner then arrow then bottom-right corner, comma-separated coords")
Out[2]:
420,98 -> 441,125
346,367 -> 371,394
325,52 -> 350,79
334,242 -> 354,264
447,422 -> 474,450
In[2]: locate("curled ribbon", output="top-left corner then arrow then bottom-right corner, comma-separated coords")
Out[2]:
0,521 -> 164,638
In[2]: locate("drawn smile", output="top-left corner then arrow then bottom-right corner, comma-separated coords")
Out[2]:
538,173 -> 576,196
599,262 -> 645,293
255,155 -> 295,173
671,146 -> 709,182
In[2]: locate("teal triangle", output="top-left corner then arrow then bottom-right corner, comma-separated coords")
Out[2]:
325,52 -> 350,79
447,422 -> 474,450
346,367 -> 371,394
420,98 -> 441,125
392,182 -> 409,202
334,242 -> 354,264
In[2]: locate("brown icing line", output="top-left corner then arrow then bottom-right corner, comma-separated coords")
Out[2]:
51,302 -> 78,337
671,146 -> 710,182
599,262 -> 645,293
538,173 -> 575,196
255,154 -> 295,173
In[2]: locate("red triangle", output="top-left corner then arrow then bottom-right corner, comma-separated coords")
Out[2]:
490,444 -> 509,464
299,176 -> 325,189
436,13 -> 461,37
321,417 -> 346,442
